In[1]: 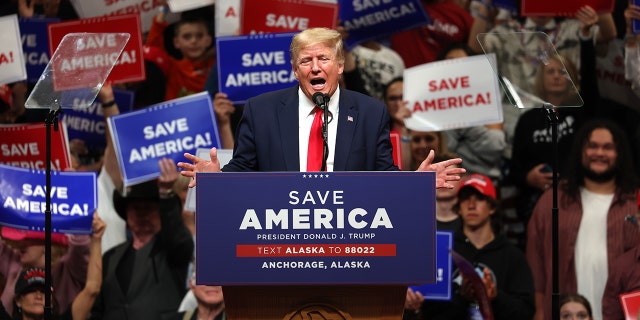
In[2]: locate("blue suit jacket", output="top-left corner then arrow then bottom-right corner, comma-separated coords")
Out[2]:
222,86 -> 398,172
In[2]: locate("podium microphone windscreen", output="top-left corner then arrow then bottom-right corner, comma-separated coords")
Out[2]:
312,92 -> 329,109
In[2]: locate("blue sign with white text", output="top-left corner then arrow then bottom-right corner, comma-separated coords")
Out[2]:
109,92 -> 220,186
62,88 -> 134,151
196,171 -> 436,285
19,17 -> 59,83
0,164 -> 97,234
217,33 -> 297,104
410,231 -> 453,301
339,0 -> 430,49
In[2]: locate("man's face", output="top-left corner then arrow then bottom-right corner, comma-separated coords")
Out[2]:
173,23 -> 211,60
458,190 -> 495,229
582,128 -> 617,181
126,200 -> 161,240
191,283 -> 224,307
293,43 -> 344,101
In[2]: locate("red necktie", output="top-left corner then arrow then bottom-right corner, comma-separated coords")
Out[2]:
307,106 -> 323,171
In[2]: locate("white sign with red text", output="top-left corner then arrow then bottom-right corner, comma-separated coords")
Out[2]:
167,0 -> 214,12
215,0 -> 240,37
69,0 -> 179,32
403,54 -> 503,131
215,0 -> 337,37
0,14 -> 27,85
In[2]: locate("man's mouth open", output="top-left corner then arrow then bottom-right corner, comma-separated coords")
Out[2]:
311,78 -> 326,90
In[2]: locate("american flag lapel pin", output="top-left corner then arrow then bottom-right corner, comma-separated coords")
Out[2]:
347,116 -> 353,122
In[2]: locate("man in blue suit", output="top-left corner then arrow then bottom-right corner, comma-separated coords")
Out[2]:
178,27 -> 464,188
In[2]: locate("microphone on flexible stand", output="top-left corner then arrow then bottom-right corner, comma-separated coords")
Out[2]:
311,92 -> 330,171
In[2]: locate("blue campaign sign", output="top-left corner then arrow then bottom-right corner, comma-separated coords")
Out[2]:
493,0 -> 518,14
62,88 -> 134,151
339,0 -> 430,49
0,164 -> 97,234
196,171 -> 436,285
216,33 -> 298,104
410,231 -> 453,301
109,92 -> 221,186
18,17 -> 59,83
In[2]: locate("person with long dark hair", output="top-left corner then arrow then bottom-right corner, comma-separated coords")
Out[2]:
526,119 -> 640,320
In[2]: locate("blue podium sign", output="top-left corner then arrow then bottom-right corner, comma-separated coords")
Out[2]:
196,171 -> 436,285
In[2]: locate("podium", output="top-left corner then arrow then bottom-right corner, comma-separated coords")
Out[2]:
196,171 -> 437,319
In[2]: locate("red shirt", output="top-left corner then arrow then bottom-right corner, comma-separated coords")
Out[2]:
390,0 -> 473,68
146,18 -> 215,101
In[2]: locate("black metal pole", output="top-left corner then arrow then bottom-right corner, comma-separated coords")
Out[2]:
44,104 -> 61,320
544,103 -> 560,320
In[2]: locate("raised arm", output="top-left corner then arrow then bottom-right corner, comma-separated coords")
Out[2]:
71,213 -> 106,320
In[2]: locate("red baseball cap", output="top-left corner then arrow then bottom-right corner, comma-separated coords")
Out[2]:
458,173 -> 497,200
1,227 -> 69,247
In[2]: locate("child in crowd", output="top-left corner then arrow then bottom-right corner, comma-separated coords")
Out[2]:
146,6 -> 215,100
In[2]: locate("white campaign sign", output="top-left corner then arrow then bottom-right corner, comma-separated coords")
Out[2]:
69,0 -> 179,32
403,54 -> 503,131
168,0 -> 214,12
0,14 -> 27,85
215,0 -> 240,37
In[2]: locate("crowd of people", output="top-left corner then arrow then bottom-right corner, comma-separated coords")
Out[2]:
1,0 -> 640,319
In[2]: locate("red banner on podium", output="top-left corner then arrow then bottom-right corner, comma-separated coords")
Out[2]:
521,0 -> 614,16
240,0 -> 337,34
48,14 -> 144,87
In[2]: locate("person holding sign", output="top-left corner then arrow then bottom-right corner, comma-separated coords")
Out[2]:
147,5 -> 214,101
90,158 -> 194,320
414,174 -> 535,320
0,228 -> 89,317
178,27 -> 465,188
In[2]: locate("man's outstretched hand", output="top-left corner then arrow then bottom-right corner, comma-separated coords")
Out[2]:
417,150 -> 465,189
177,147 -> 221,188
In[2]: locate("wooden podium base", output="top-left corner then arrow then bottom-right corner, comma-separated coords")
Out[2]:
223,285 -> 408,320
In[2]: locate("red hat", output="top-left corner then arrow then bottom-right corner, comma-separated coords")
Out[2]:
143,45 -> 170,77
458,173 -> 497,200
1,227 -> 69,247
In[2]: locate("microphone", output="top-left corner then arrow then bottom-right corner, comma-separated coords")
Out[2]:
312,92 -> 329,109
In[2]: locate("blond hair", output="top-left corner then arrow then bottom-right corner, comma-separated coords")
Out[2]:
290,28 -> 345,66
534,53 -> 580,99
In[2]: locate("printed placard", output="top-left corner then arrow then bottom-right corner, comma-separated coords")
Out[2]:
389,132 -> 403,170
493,0 -> 518,14
0,122 -> 72,171
409,231 -> 453,301
196,171 -> 436,285
69,0 -> 180,33
48,14 -> 144,86
404,54 -> 503,131
521,0 -> 614,16
0,14 -> 27,85
62,88 -> 134,151
168,0 -> 215,12
217,33 -> 297,104
620,290 -> 640,320
0,164 -> 97,234
339,0 -> 430,49
215,0 -> 241,37
19,17 -> 60,83
109,92 -> 221,186
240,0 -> 337,34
